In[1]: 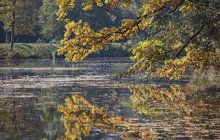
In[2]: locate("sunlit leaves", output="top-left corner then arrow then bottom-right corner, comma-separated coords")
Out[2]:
120,39 -> 169,76
151,46 -> 220,79
56,0 -> 75,19
56,0 -> 220,79
180,1 -> 198,13
140,0 -> 181,16
57,15 -> 152,62
130,39 -> 166,62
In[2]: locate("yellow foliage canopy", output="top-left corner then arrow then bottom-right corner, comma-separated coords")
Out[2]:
56,0 -> 220,79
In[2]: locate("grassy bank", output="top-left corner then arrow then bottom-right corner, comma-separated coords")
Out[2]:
0,43 -> 57,59
0,43 -> 131,59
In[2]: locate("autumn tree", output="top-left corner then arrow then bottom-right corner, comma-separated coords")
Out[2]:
39,0 -> 65,42
39,0 -> 126,43
57,0 -> 220,79
0,0 -> 16,50
0,0 -> 40,51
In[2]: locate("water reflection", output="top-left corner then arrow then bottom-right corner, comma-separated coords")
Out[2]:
57,85 -> 220,139
0,97 -> 64,140
129,85 -> 209,117
0,97 -> 43,139
0,59 -> 219,139
128,85 -> 220,139
58,95 -> 151,139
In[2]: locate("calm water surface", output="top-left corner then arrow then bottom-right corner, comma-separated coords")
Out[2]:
0,58 -> 219,140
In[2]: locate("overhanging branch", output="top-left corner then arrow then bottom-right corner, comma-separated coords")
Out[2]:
174,24 -> 206,58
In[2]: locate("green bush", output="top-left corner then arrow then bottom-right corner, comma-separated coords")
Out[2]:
32,44 -> 55,58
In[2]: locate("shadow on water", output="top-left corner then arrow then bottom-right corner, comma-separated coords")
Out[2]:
0,58 -> 219,139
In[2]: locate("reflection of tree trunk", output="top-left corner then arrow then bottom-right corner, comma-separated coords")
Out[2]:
10,0 -> 16,52
12,99 -> 18,133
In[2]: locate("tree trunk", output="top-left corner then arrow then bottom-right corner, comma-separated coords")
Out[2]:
10,0 -> 16,52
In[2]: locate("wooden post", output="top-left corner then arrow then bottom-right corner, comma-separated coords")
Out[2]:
6,32 -> 9,43
50,43 -> 56,66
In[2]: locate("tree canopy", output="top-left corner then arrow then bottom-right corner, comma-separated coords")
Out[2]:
39,0 -> 65,42
0,0 -> 41,50
0,0 -> 40,35
57,0 -> 220,79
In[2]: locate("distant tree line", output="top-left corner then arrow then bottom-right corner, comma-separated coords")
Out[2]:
0,0 -> 137,51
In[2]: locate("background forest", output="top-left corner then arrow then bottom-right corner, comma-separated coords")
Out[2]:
0,0 -> 138,59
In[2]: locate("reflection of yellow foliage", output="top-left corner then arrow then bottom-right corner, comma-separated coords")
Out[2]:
129,85 -> 209,117
58,95 -> 151,139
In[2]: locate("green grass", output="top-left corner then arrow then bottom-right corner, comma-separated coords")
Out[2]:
0,43 -> 58,59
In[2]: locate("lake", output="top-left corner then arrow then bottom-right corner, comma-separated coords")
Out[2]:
0,58 -> 219,140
